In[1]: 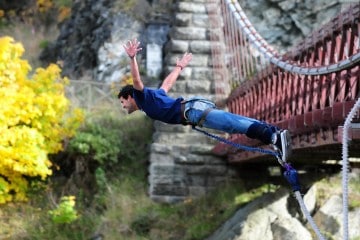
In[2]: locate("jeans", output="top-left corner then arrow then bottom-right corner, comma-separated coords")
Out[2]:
184,98 -> 262,134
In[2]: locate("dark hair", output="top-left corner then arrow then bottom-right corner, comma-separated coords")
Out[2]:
118,84 -> 134,99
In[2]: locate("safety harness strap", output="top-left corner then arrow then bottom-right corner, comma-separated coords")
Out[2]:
197,108 -> 213,127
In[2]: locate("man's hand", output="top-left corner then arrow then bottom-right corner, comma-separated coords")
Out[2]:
176,52 -> 192,69
160,52 -> 193,93
124,38 -> 144,91
123,38 -> 142,58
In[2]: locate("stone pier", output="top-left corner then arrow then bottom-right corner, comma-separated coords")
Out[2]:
148,0 -> 236,203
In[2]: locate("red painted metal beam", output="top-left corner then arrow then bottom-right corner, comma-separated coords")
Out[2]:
338,124 -> 360,143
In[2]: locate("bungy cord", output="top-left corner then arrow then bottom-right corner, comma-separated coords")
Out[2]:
341,97 -> 360,240
294,191 -> 326,240
283,164 -> 326,240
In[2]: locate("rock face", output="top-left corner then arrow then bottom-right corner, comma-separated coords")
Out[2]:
239,0 -> 351,52
40,0 -> 113,79
207,182 -> 360,240
95,12 -> 145,83
206,188 -> 298,240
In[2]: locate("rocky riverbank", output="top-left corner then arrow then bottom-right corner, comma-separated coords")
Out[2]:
207,169 -> 360,240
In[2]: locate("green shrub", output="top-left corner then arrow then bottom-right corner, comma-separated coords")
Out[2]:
68,124 -> 121,165
68,112 -> 153,171
48,196 -> 78,224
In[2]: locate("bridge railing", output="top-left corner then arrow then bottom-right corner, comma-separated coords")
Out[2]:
211,2 -> 360,161
65,80 -> 122,114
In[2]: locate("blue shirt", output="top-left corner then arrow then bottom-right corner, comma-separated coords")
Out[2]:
133,87 -> 184,124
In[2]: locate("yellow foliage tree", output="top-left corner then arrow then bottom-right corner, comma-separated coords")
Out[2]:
0,37 -> 83,204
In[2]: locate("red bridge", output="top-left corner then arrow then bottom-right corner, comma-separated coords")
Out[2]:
207,1 -> 360,164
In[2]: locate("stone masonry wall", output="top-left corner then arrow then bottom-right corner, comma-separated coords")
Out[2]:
148,0 -> 237,203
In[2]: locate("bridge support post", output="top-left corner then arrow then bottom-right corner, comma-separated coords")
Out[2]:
147,0 -> 237,203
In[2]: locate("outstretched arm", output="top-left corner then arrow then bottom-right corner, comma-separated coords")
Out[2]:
123,38 -> 144,91
160,52 -> 192,93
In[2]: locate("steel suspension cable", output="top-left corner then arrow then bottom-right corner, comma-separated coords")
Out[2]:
341,97 -> 360,240
226,0 -> 360,75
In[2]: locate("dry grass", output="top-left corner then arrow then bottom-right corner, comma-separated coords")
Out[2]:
0,204 -> 29,239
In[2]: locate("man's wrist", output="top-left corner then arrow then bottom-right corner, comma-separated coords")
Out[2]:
176,65 -> 183,70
